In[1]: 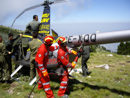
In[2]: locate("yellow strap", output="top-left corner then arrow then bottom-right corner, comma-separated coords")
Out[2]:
23,35 -> 42,43
27,48 -> 30,51
22,35 -> 33,38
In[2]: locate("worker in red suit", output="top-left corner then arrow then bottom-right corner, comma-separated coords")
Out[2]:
57,36 -> 80,98
35,35 -> 58,98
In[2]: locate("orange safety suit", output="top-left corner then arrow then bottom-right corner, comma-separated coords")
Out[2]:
35,43 -> 57,98
57,46 -> 78,97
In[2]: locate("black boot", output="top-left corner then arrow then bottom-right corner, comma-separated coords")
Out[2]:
87,71 -> 91,75
82,71 -> 91,77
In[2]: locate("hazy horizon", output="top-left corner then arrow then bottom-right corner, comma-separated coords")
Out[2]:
1,22 -> 130,52
0,0 -> 130,52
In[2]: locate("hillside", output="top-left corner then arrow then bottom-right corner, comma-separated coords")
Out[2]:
0,25 -> 23,40
0,25 -> 22,34
0,51 -> 130,98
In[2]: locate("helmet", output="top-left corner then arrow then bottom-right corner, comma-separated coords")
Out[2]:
44,35 -> 54,46
58,36 -> 67,45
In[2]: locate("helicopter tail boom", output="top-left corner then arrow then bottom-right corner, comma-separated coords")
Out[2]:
66,30 -> 130,46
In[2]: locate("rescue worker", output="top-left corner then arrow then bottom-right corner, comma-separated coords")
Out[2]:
5,33 -> 22,81
29,32 -> 42,80
0,35 -> 7,82
81,45 -> 91,77
57,37 -> 80,98
26,15 -> 40,33
35,35 -> 58,98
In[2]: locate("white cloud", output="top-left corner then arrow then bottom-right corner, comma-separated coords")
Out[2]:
51,0 -> 86,20
0,0 -> 92,22
0,0 -> 42,22
0,0 -> 91,26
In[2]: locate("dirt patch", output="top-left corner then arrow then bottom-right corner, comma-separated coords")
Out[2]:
126,61 -> 130,63
109,64 -> 115,67
114,77 -> 123,82
7,82 -> 19,95
119,63 -> 125,65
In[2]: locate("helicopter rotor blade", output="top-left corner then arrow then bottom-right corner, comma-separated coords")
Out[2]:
10,3 -> 44,29
53,0 -> 67,4
10,0 -> 67,33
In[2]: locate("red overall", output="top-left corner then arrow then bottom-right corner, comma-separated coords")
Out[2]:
35,43 -> 57,98
57,46 -> 78,97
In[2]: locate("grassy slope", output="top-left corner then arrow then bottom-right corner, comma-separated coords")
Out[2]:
0,25 -> 22,41
0,51 -> 130,98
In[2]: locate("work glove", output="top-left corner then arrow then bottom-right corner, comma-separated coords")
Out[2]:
71,50 -> 77,55
42,70 -> 48,77
72,61 -> 76,68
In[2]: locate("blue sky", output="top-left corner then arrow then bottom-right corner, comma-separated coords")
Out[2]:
1,0 -> 130,26
51,0 -> 130,23
0,0 -> 130,51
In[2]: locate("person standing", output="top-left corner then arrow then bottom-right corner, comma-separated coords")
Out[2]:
26,15 -> 40,33
0,35 -> 7,82
29,32 -> 42,80
81,45 -> 91,77
23,15 -> 40,57
35,35 -> 58,98
57,37 -> 80,98
5,33 -> 22,81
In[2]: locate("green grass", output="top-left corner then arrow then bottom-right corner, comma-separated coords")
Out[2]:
0,51 -> 130,98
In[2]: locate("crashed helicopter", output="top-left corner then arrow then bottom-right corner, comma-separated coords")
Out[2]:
10,0 -> 130,82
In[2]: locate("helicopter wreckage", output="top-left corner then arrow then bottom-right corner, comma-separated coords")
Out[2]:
9,0 -> 130,84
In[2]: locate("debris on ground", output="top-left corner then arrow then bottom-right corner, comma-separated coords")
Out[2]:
127,55 -> 130,57
7,82 -> 18,95
107,54 -> 113,57
69,68 -> 82,75
95,64 -> 110,70
87,76 -> 91,78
